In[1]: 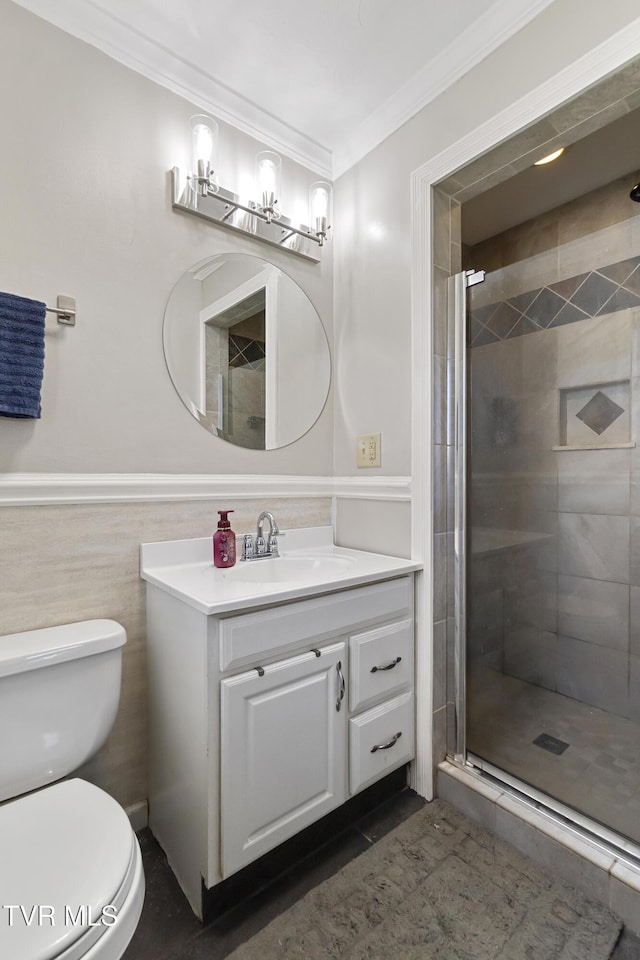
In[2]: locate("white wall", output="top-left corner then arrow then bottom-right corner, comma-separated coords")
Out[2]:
332,0 -> 640,553
0,0 -> 333,476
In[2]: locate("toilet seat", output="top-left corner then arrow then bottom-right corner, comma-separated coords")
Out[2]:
0,779 -> 144,960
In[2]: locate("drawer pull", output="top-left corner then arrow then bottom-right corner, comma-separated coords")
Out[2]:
311,648 -> 322,658
336,660 -> 346,712
370,731 -> 402,753
370,656 -> 402,673
255,665 -> 265,677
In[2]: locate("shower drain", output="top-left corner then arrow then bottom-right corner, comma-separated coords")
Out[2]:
532,733 -> 570,755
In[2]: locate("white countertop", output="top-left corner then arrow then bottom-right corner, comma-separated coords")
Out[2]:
140,526 -> 421,615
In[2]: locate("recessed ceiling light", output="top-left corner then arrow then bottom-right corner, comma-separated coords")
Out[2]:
534,147 -> 565,166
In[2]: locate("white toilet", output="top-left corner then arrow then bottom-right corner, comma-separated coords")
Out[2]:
0,619 -> 145,960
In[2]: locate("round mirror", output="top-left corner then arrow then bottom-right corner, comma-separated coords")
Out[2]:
163,253 -> 331,450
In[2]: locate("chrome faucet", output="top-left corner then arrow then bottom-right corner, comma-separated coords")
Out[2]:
241,511 -> 283,560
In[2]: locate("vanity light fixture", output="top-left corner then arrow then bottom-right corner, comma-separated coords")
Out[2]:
255,151 -> 282,223
309,181 -> 332,245
171,115 -> 331,264
189,115 -> 219,195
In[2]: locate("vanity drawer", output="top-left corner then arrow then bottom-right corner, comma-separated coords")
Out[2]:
218,576 -> 413,672
349,619 -> 413,712
349,691 -> 414,795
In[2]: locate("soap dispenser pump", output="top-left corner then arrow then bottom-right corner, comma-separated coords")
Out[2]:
213,510 -> 236,568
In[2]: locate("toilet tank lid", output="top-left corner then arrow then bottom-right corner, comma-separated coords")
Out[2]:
0,619 -> 126,678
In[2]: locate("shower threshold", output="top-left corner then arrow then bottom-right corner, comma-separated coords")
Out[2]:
463,752 -> 640,870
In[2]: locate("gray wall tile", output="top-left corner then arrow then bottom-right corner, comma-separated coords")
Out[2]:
556,312 -> 631,389
433,265 -> 450,358
433,355 -> 447,445
433,705 -> 447,768
629,654 -> 640,722
557,574 -> 629,650
630,517 -> 640,586
434,532 -> 447,622
558,513 -> 629,582
433,444 -> 447,535
558,449 -> 630,516
556,635 -> 629,716
503,627 -> 557,691
433,619 -> 447,712
630,587 -> 640,658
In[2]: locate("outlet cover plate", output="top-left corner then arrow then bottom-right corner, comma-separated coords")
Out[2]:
357,433 -> 381,468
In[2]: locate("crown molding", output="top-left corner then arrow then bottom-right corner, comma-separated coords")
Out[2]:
11,0 -> 332,177
0,474 -> 411,506
13,0 -> 555,181
332,0 -> 557,177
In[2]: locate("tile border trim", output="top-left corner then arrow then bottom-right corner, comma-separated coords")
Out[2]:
0,473 -> 412,506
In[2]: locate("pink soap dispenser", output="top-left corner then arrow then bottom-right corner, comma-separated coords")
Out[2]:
213,510 -> 236,568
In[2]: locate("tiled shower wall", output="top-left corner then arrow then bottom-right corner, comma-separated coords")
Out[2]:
469,306 -> 640,720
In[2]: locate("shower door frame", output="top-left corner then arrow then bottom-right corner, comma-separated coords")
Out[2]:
450,269 -> 484,765
446,266 -> 640,860
408,23 -> 640,801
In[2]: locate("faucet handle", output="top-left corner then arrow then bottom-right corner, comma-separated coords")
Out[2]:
241,534 -> 254,560
268,533 -> 280,557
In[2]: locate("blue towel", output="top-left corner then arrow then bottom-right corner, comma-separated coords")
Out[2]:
0,292 -> 46,419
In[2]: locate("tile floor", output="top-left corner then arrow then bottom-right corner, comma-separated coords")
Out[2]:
121,785 -> 640,959
468,665 -> 640,846
122,788 -> 425,960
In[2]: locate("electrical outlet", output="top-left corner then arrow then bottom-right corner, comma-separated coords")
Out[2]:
357,433 -> 381,468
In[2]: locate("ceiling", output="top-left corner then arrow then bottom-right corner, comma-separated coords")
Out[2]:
12,0 -> 556,178
462,104 -> 640,246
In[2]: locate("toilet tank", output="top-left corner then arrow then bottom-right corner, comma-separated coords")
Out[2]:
0,620 -> 126,802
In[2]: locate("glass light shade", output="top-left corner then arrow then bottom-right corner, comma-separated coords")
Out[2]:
190,115 -> 218,190
256,150 -> 282,212
309,181 -> 332,240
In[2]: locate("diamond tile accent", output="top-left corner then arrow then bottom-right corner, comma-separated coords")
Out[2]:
570,272 -> 618,315
525,287 -> 566,327
228,334 -> 265,369
470,254 -> 640,347
575,390 -> 625,436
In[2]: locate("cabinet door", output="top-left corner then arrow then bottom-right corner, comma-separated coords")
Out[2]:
220,641 -> 347,877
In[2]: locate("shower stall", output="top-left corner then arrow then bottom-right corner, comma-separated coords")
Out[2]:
450,198 -> 640,849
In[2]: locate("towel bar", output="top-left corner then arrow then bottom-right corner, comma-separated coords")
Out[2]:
45,295 -> 76,326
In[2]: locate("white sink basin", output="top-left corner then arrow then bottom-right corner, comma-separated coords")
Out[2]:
140,526 -> 422,615
230,555 -> 353,583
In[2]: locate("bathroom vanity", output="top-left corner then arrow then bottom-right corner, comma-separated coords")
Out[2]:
140,526 -> 420,918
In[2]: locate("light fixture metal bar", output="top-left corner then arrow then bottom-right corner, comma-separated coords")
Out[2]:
171,167 -> 322,264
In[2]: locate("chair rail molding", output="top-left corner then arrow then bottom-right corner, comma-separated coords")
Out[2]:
0,473 -> 411,506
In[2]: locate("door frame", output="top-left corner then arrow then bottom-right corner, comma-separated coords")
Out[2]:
409,19 -> 640,800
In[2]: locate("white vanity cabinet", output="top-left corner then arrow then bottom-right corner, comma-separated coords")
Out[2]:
220,641 -> 347,876
142,531 -> 418,919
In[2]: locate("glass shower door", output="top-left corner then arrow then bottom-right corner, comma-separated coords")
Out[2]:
455,260 -> 640,847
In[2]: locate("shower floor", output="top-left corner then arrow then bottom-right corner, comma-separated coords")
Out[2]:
467,664 -> 640,847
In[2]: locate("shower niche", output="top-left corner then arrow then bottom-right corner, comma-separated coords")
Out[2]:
557,379 -> 631,449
